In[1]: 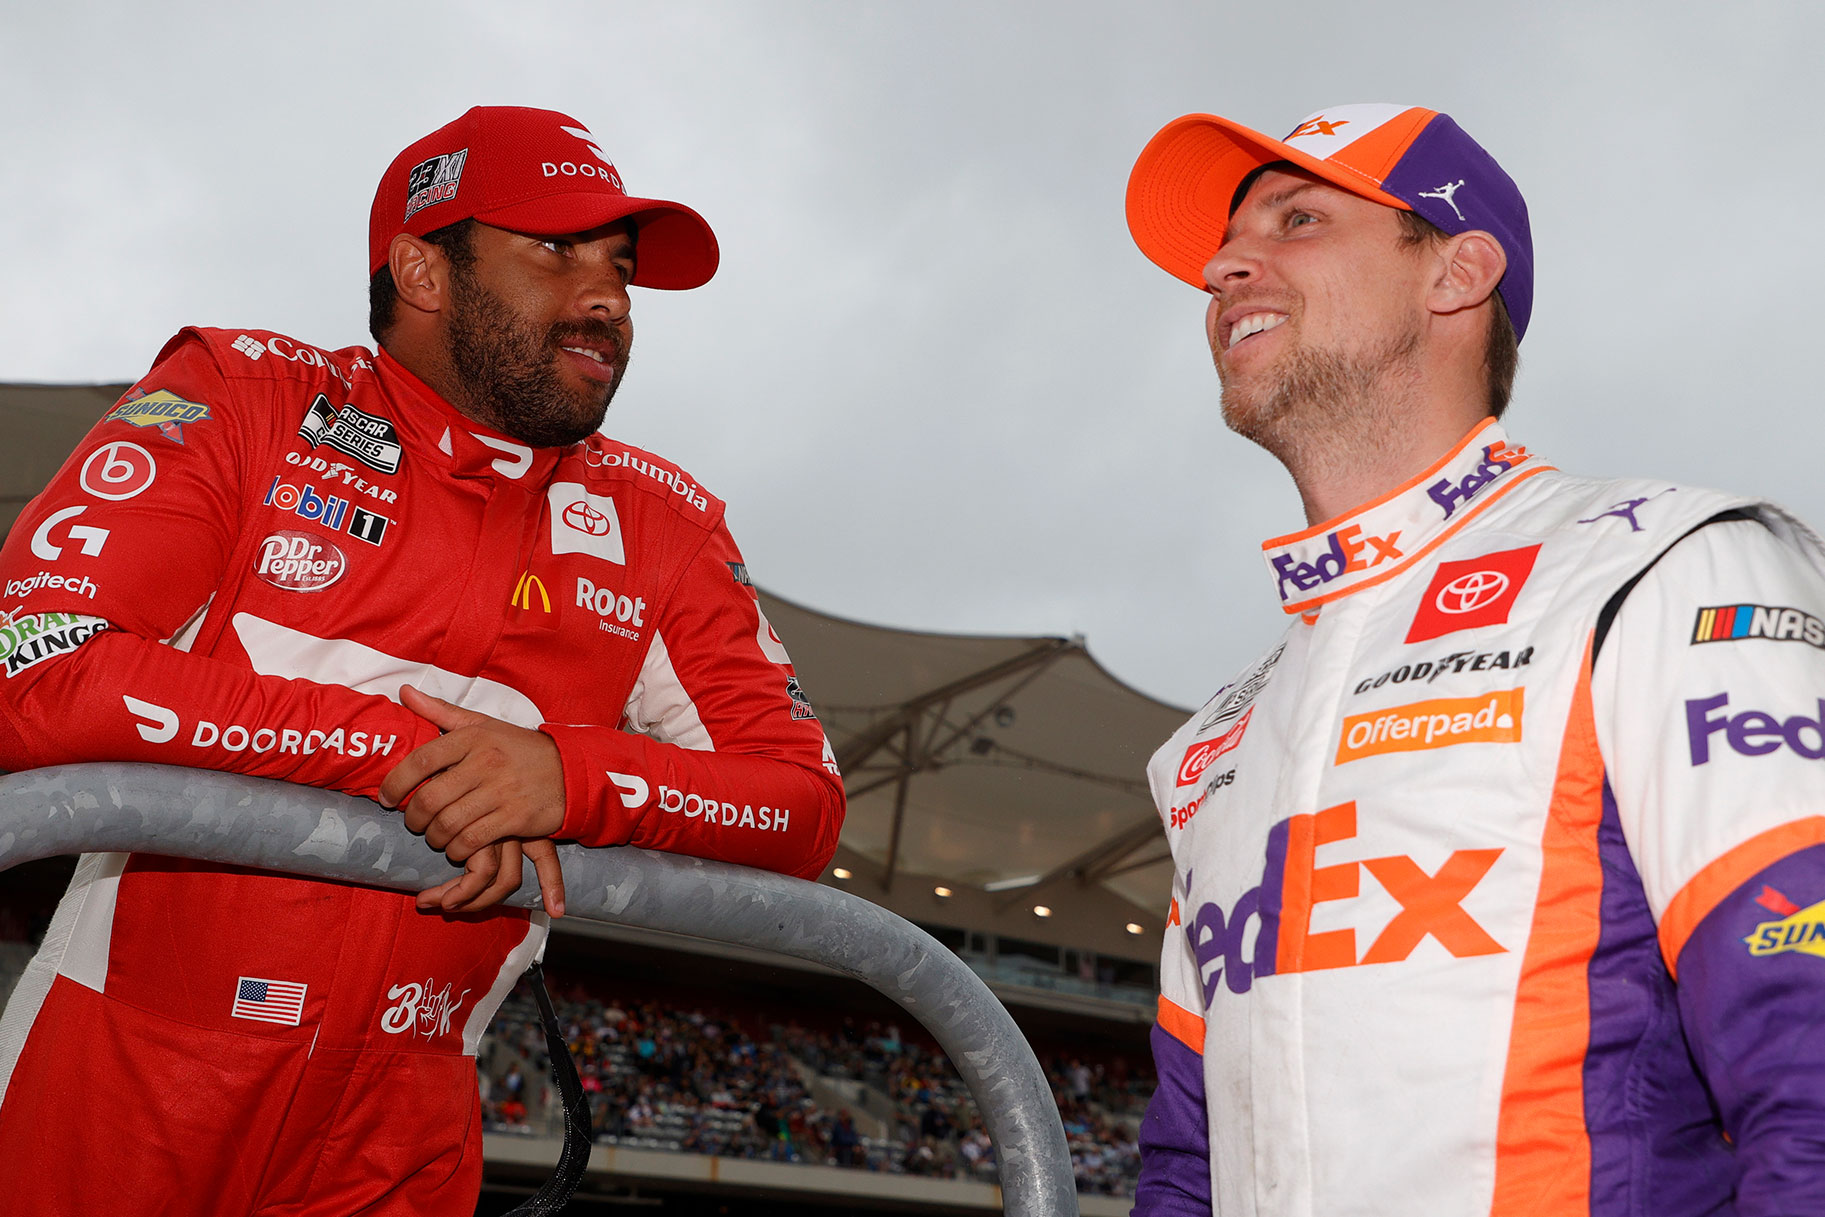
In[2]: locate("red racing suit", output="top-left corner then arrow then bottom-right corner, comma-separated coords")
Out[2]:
0,327 -> 844,1215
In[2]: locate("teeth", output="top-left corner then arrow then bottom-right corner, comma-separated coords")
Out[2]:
1228,313 -> 1287,349
563,346 -> 605,363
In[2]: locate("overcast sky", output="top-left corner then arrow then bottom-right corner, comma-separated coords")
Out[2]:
6,1 -> 1822,711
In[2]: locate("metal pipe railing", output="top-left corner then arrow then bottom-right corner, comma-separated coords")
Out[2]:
0,763 -> 1078,1216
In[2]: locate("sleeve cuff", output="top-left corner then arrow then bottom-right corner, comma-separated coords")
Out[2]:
540,722 -> 647,846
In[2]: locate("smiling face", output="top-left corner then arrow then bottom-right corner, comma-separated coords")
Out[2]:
1202,166 -> 1436,454
441,220 -> 637,448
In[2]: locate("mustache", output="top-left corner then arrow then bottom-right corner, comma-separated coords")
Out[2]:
548,321 -> 625,361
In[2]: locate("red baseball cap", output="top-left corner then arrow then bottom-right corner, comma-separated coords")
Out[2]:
369,106 -> 719,290
1127,104 -> 1533,340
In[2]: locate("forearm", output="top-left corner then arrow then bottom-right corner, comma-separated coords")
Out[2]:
0,622 -> 438,800
542,722 -> 843,879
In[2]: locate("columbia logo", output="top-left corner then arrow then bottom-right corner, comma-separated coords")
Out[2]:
233,335 -> 267,360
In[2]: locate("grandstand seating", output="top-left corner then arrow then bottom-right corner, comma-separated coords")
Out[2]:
476,982 -> 1148,1198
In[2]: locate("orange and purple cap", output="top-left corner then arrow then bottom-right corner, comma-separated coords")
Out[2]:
369,106 -> 719,290
1127,104 -> 1533,340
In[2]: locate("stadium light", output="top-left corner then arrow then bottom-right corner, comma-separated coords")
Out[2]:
832,867 -> 852,880
1032,905 -> 1053,918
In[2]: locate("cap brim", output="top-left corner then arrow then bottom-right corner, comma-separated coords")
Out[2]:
475,193 -> 720,290
1125,114 -> 1408,289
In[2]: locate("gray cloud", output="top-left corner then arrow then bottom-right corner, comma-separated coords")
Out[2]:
4,0 -> 1821,709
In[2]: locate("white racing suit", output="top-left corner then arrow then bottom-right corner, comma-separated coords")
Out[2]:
1136,419 -> 1825,1216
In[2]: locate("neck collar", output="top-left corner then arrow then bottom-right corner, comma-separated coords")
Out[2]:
378,350 -> 564,484
1260,418 -> 1551,615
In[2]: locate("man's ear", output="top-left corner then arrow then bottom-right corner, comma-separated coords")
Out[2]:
1426,230 -> 1507,318
388,233 -> 448,318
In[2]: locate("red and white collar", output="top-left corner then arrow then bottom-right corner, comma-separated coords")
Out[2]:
1259,419 -> 1552,615
377,351 -> 563,484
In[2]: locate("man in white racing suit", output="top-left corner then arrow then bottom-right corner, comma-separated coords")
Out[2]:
1124,103 -> 1825,1215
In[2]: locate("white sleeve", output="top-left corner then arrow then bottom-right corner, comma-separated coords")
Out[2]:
1592,513 -> 1825,956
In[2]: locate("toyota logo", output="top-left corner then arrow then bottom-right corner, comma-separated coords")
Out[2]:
1436,570 -> 1510,614
563,501 -> 610,536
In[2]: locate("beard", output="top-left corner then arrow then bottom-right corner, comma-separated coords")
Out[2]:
1217,324 -> 1421,469
443,272 -> 632,449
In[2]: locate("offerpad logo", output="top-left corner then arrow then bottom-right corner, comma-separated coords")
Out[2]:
1405,545 -> 1540,643
1336,689 -> 1523,764
255,531 -> 346,593
1177,708 -> 1253,787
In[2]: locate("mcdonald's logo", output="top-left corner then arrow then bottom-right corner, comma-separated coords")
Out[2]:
507,572 -> 554,627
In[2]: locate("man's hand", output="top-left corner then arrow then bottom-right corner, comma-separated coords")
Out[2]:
381,685 -> 569,915
416,837 -> 568,917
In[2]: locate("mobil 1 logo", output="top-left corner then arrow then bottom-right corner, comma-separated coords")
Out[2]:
264,476 -> 391,546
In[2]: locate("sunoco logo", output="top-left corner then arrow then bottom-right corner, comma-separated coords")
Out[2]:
255,531 -> 346,592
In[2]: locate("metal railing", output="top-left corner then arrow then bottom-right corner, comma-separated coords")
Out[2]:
0,763 -> 1078,1216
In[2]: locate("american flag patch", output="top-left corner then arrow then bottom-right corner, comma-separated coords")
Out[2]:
231,976 -> 308,1026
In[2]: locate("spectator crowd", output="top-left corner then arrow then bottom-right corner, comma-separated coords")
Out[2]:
478,984 -> 1149,1198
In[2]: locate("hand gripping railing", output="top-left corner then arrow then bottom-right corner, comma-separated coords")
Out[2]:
0,764 -> 1079,1217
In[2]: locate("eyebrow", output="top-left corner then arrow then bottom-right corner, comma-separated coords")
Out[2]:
1220,181 -> 1322,247
1254,181 -> 1322,212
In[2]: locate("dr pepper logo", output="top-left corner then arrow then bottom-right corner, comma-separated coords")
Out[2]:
1405,545 -> 1540,644
255,531 -> 346,593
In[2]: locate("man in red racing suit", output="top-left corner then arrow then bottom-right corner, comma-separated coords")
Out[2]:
0,106 -> 844,1215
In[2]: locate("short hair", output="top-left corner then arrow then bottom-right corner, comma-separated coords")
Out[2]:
1396,209 -> 1520,418
367,219 -> 477,343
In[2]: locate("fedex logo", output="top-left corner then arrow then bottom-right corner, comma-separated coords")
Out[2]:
1272,524 -> 1405,602
1427,441 -> 1528,519
1686,693 -> 1825,764
1185,801 -> 1505,1006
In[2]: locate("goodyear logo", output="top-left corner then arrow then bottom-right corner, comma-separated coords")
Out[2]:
105,389 -> 212,443
1746,886 -> 1825,959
